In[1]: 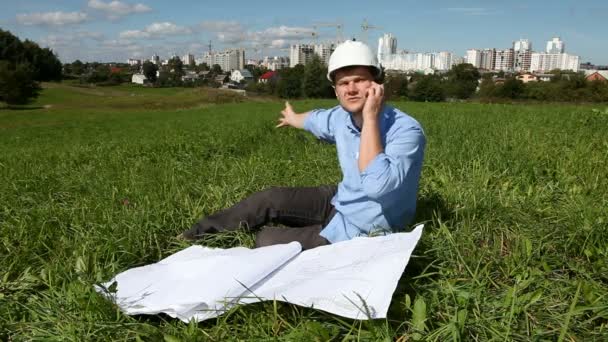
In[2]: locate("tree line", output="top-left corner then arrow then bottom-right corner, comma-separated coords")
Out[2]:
381,64 -> 608,103
0,29 -> 62,105
251,60 -> 608,103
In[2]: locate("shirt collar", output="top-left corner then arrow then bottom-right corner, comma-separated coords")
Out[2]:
343,105 -> 389,136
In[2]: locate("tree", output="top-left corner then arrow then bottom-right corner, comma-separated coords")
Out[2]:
496,78 -> 524,99
303,55 -> 333,98
477,78 -> 497,99
277,64 -> 305,98
211,64 -> 223,75
586,80 -> 608,102
22,40 -> 62,81
71,60 -> 85,76
0,29 -> 25,62
0,61 -> 41,105
195,63 -> 209,73
444,63 -> 480,99
142,61 -> 158,83
409,75 -> 445,102
167,57 -> 184,85
0,29 -> 62,81
245,64 -> 268,81
82,64 -> 111,84
384,73 -> 408,99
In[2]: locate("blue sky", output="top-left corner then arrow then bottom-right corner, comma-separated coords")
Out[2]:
1,0 -> 606,64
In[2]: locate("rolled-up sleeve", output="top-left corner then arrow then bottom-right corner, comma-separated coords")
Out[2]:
360,126 -> 426,199
303,107 -> 338,143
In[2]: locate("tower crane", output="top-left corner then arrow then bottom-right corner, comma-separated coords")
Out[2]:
311,22 -> 344,45
252,42 -> 271,59
360,19 -> 382,45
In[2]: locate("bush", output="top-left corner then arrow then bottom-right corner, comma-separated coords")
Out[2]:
409,75 -> 445,102
0,61 -> 41,105
384,73 -> 408,100
302,55 -> 333,98
277,65 -> 305,98
444,63 -> 480,99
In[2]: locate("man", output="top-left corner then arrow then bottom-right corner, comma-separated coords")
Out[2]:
180,40 -> 425,250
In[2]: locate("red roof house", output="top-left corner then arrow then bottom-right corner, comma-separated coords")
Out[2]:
258,71 -> 278,83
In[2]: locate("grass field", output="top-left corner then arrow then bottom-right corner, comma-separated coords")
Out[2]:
1,83 -> 607,341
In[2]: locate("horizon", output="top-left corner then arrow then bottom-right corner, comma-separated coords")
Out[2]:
1,0 -> 607,65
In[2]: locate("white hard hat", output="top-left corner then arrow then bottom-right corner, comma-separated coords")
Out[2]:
327,40 -> 382,82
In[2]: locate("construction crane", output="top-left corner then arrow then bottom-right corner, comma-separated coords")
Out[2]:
252,43 -> 271,59
360,19 -> 382,45
312,22 -> 344,45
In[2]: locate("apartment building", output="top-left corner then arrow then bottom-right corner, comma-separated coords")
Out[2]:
203,49 -> 245,72
513,39 -> 532,72
494,48 -> 514,72
530,53 -> 579,72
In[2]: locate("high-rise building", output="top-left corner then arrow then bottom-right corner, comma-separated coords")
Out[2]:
151,55 -> 160,65
203,49 -> 245,72
383,52 -> 441,72
513,50 -> 532,72
182,54 -> 195,66
513,39 -> 531,53
546,37 -> 565,54
466,49 -> 482,68
314,43 -> 336,65
432,51 -> 453,71
377,33 -> 397,65
530,52 -> 579,72
372,32 -> 454,72
479,49 -> 496,70
513,39 -> 532,72
494,48 -> 514,71
262,56 -> 290,71
289,44 -> 315,67
452,56 -> 465,66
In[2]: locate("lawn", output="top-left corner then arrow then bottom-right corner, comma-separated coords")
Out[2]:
1,84 -> 607,340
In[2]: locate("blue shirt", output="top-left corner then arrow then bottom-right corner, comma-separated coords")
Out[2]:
304,105 -> 426,243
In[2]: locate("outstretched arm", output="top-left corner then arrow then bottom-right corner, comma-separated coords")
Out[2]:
276,101 -> 310,129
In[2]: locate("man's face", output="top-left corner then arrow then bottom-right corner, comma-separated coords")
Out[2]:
334,66 -> 374,114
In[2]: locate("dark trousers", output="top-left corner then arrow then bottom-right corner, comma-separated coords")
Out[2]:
182,185 -> 338,250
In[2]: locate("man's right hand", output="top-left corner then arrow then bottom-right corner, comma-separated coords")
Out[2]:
276,101 -> 308,129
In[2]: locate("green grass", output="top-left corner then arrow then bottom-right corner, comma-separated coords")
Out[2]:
1,84 -> 607,341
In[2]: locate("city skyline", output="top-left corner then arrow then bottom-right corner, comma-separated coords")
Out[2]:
1,0 -> 607,64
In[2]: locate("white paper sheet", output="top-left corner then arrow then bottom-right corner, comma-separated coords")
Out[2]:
96,225 -> 423,322
96,242 -> 301,320
245,224 -> 424,319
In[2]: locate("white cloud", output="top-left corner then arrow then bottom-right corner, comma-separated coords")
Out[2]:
76,31 -> 105,41
119,30 -> 149,39
16,11 -> 88,26
39,35 -> 70,48
200,20 -> 247,43
200,20 -> 243,33
119,22 -> 192,39
88,0 -> 151,19
146,22 -> 190,35
270,39 -> 289,49
39,32 -> 105,50
258,26 -> 315,40
102,39 -> 135,47
199,21 -> 315,46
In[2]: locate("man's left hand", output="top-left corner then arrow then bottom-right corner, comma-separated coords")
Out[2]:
362,82 -> 384,122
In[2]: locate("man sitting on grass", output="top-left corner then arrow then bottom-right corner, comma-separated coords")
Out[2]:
179,40 -> 426,249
